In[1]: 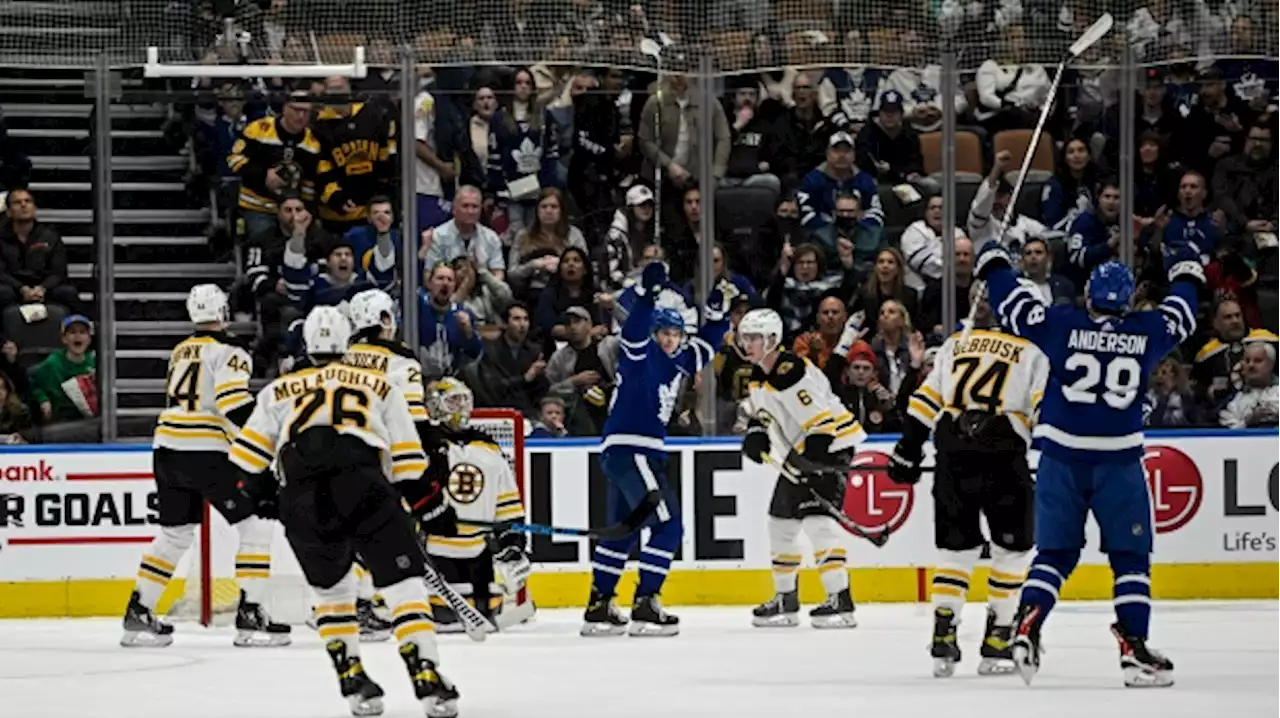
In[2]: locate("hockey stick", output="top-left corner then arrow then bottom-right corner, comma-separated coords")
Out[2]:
960,12 -> 1115,345
413,539 -> 497,642
458,490 -> 662,540
761,452 -> 890,547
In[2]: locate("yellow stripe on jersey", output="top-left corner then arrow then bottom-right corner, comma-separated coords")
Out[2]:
917,384 -> 943,405
801,410 -> 833,431
239,427 -> 273,453
908,396 -> 940,426
429,535 -> 486,549
390,441 -> 422,453
155,427 -> 228,442
1009,411 -> 1031,430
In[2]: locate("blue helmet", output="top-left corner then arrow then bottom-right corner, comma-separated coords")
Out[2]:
650,307 -> 686,334
1086,261 -> 1135,314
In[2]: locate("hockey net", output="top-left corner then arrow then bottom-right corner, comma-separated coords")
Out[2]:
167,408 -> 526,626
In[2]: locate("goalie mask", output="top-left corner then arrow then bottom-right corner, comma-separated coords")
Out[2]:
427,377 -> 474,430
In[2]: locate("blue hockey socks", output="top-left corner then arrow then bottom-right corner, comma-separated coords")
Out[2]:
1109,551 -> 1152,639
590,536 -> 636,598
1019,548 -> 1080,619
636,517 -> 682,597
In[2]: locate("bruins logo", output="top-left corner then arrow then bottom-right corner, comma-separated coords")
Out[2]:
447,463 -> 485,504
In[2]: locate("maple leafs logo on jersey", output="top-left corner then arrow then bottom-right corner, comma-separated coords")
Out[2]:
512,136 -> 543,175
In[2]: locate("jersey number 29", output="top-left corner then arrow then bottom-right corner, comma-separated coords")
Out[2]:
1063,353 -> 1140,410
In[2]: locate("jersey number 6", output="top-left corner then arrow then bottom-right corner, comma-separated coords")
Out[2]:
1062,353 -> 1140,410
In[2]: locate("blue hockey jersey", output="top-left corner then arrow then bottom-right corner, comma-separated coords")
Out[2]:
601,289 -> 714,452
797,162 -> 884,230
1065,209 -> 1119,286
985,265 -> 1197,463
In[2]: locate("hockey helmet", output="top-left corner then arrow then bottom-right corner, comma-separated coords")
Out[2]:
737,308 -> 783,359
303,306 -> 352,357
1086,261 -> 1135,315
348,288 -> 398,336
427,376 -> 474,430
186,284 -> 229,325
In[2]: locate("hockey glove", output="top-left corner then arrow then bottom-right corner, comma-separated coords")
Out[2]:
640,260 -> 669,296
493,545 -> 532,596
398,476 -> 459,537
886,438 -> 924,486
1167,259 -> 1207,290
236,470 -> 280,520
974,243 -> 1013,281
741,421 -> 771,464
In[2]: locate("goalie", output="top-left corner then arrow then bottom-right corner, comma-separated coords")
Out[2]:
737,308 -> 866,629
422,378 -> 533,632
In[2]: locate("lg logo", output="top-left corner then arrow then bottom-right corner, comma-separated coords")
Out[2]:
1142,445 -> 1203,534
842,451 -> 914,534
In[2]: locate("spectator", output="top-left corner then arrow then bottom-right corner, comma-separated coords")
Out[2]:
798,132 -> 884,252
1065,178 -> 1124,287
903,195 -> 968,292
599,184 -> 657,293
881,29 -> 967,134
529,396 -> 569,438
342,195 -> 399,291
226,87 -> 320,238
1206,249 -> 1261,329
766,242 -> 849,342
975,25 -> 1051,134
488,68 -> 561,241
192,81 -> 261,202
662,185 -> 705,285
1193,298 -> 1279,407
474,302 -> 548,418
722,78 -> 781,194
967,150 -> 1047,257
712,296 -> 756,434
1104,69 -> 1182,164
1178,65 -> 1254,177
792,294 -> 848,370
1146,356 -> 1200,428
0,109 -> 32,190
461,83 -> 500,194
854,90 -> 933,194
545,306 -> 618,435
894,331 -> 933,420
869,298 -> 914,395
1042,137 -> 1102,230
637,71 -> 730,220
285,236 -> 371,313
1212,123 -> 1277,242
0,369 -> 32,443
417,263 -> 483,380
0,189 -> 78,313
1133,132 -> 1180,221
770,72 -> 838,187
701,285 -> 754,352
851,247 -> 919,333
1164,170 -> 1221,261
243,193 -> 330,365
411,78 -> 456,236
1019,237 -> 1077,306
921,236 -> 975,335
451,255 -> 512,329
744,32 -> 799,109
1219,343 -> 1279,429
31,315 -> 96,425
534,246 -> 607,348
568,70 -> 623,242
507,187 -> 587,305
419,186 -> 507,281
818,45 -> 885,134
827,339 -> 898,434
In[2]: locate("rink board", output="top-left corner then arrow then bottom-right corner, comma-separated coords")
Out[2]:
0,430 -> 1276,618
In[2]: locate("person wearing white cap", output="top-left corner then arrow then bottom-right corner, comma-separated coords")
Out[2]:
601,185 -> 658,292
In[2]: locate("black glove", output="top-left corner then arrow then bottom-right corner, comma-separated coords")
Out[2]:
741,423 -> 770,464
236,470 -> 279,520
398,476 -> 458,537
886,439 -> 924,486
418,501 -> 459,538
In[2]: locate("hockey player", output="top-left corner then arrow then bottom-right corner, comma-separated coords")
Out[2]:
228,306 -> 460,717
736,308 -> 866,629
422,378 -> 533,632
581,261 -> 714,637
974,237 -> 1203,688
887,282 -> 1049,677
122,284 -> 290,648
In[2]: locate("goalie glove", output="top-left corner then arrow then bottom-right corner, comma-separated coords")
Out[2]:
741,420 -> 771,464
886,438 -> 924,486
493,545 -> 532,596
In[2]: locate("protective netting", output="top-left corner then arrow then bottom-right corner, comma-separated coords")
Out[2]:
0,1 -> 1275,70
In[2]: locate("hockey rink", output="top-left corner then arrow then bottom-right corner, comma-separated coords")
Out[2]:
1,601 -> 1275,718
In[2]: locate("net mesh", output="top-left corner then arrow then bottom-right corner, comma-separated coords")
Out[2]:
168,409 -> 525,625
0,1 -> 1275,70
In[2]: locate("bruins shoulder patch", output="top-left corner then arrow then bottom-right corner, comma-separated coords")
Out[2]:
767,352 -> 806,391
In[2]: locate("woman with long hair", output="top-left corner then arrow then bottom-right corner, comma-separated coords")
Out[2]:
534,246 -> 607,348
851,247 -> 919,327
598,185 -> 657,293
489,68 -> 561,243
870,298 -> 915,395
507,188 -> 587,305
1041,137 -> 1102,229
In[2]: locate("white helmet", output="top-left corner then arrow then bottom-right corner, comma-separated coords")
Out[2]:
737,308 -> 783,357
303,306 -> 352,357
187,284 -> 228,325
348,288 -> 398,336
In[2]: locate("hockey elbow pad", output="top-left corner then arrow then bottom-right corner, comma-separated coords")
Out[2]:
742,422 -> 771,464
974,243 -> 1013,281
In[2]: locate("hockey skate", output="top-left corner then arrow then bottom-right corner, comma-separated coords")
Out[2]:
234,590 -> 292,647
930,607 -> 961,677
580,588 -> 629,637
326,639 -> 385,717
629,594 -> 679,637
1111,623 -> 1174,688
1011,604 -> 1045,686
120,590 -> 175,647
400,643 -> 460,718
809,588 -> 857,629
751,591 -> 800,628
977,610 -> 1017,676
357,597 -> 392,642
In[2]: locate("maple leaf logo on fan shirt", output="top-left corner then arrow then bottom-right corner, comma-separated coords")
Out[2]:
512,137 -> 542,175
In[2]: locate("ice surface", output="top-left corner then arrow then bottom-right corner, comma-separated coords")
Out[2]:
1,601 -> 1275,718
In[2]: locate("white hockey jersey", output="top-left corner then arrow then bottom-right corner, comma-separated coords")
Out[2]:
427,431 -> 524,560
227,362 -> 427,483
153,332 -> 254,452
746,351 -> 866,455
907,328 -> 1049,445
343,340 -> 428,422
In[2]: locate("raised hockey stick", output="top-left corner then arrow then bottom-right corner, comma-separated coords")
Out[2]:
761,452 -> 890,547
459,490 -> 662,541
960,12 -> 1115,345
413,540 -> 497,642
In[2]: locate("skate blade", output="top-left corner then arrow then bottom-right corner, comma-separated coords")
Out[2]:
811,613 -> 857,629
932,657 -> 958,678
347,695 -> 384,717
580,622 -> 628,637
422,695 -> 459,718
627,621 -> 679,637
358,629 -> 392,643
233,630 -> 292,647
751,614 -> 800,628
977,657 -> 1017,676
1123,666 -> 1175,688
120,630 -> 173,648
1012,645 -> 1038,686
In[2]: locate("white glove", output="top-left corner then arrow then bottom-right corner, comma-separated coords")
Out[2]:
494,546 -> 532,596
835,310 -> 867,356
